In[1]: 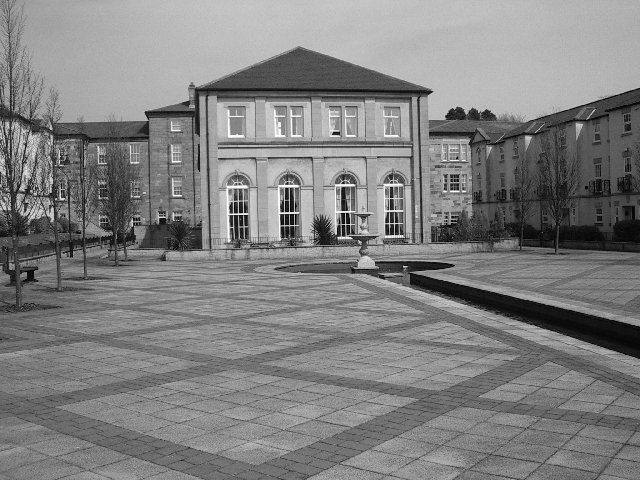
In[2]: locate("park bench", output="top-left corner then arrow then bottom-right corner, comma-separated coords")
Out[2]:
3,265 -> 38,284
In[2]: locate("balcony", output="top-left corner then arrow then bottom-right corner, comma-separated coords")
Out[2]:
496,189 -> 507,202
473,191 -> 483,202
588,179 -> 610,196
618,175 -> 634,193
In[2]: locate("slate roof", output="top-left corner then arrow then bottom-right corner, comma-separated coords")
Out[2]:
145,100 -> 193,116
55,121 -> 149,140
499,87 -> 640,141
199,47 -> 431,94
430,120 -> 522,136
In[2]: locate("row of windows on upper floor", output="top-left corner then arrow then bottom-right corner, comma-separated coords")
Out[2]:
58,144 -> 185,166
429,143 -> 470,162
226,105 -> 402,138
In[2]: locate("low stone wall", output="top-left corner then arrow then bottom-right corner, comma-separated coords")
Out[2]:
162,239 -> 518,262
522,239 -> 640,252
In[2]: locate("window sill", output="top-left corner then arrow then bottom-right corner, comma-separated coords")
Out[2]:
592,141 -> 601,145
621,132 -> 633,137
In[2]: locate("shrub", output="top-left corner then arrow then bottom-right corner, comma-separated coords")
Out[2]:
311,214 -> 337,245
560,225 -> 604,242
168,221 -> 193,250
30,216 -> 52,234
613,220 -> 640,243
505,222 -> 539,239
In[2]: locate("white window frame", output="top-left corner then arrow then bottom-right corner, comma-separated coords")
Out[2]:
345,106 -> 357,137
383,174 -> 404,238
461,174 -> 467,193
171,177 -> 183,197
290,106 -> 303,137
274,106 -> 287,137
329,106 -> 342,136
158,210 -> 167,225
335,174 -> 357,238
57,147 -> 68,166
57,179 -> 67,201
228,106 -> 246,138
227,175 -> 250,241
594,119 -> 601,142
624,155 -> 632,173
131,214 -> 142,227
278,174 -> 301,240
449,212 -> 460,225
131,180 -> 141,198
99,215 -> 110,230
442,174 -> 449,192
623,110 -> 631,133
383,107 -> 400,137
448,174 -> 461,192
594,163 -> 602,178
172,210 -> 183,222
170,120 -> 182,132
129,144 -> 140,164
97,145 -> 106,165
595,208 -> 603,225
170,144 -> 182,164
98,180 -> 107,199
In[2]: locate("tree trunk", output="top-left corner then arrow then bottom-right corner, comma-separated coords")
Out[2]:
122,230 -> 128,261
113,235 -> 119,267
81,222 -> 87,279
554,222 -> 560,254
52,201 -> 62,291
11,233 -> 22,308
519,221 -> 524,251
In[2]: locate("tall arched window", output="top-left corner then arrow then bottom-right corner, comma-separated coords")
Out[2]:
278,173 -> 300,239
335,173 -> 357,238
384,173 -> 405,238
227,174 -> 249,241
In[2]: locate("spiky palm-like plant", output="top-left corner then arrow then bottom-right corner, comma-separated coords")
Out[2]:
311,214 -> 337,245
168,221 -> 193,250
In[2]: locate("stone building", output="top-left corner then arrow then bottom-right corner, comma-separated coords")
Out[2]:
470,88 -> 640,235
193,47 -> 432,248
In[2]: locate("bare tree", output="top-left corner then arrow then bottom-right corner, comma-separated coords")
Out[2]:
632,136 -> 640,193
497,112 -> 527,123
513,142 -> 538,250
537,125 -> 581,254
67,118 -> 99,279
37,87 -> 63,291
97,121 -> 139,266
0,0 -> 44,308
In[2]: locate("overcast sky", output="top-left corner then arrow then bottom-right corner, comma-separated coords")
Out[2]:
24,0 -> 640,123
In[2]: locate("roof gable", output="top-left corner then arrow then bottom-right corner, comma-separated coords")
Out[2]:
199,47 -> 431,94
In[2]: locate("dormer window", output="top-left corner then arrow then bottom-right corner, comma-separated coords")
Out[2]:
594,119 -> 601,143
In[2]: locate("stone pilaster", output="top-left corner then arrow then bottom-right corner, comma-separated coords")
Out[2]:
256,157 -> 269,240
311,97 -> 322,139
366,156 -> 378,236
312,157 -> 325,217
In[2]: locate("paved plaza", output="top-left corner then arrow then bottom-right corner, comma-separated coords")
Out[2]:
1,249 -> 640,479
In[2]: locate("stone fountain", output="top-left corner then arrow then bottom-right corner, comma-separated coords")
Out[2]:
349,209 -> 379,273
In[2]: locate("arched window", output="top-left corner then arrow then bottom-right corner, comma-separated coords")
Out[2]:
278,173 -> 300,239
227,174 -> 249,240
335,173 -> 357,237
383,173 -> 405,238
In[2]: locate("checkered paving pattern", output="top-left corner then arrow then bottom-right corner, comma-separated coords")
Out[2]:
1,250 -> 640,479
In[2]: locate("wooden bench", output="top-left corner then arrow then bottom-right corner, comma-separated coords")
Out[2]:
4,265 -> 38,284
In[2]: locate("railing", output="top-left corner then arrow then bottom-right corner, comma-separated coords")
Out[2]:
588,179 -> 610,196
618,175 -> 634,193
1,235 -> 112,267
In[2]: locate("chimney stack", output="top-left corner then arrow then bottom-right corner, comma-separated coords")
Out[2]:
188,82 -> 196,109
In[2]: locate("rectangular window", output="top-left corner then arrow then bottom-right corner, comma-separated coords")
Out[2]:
442,174 -> 449,192
329,107 -> 342,136
441,144 -> 448,162
172,177 -> 183,197
57,147 -> 68,165
623,110 -> 631,133
595,163 -> 602,178
624,155 -> 632,173
345,106 -> 357,137
290,106 -> 303,136
98,180 -> 107,199
172,210 -> 183,222
279,184 -> 300,239
170,120 -> 182,132
460,144 -> 468,161
57,179 -> 67,200
132,214 -> 142,227
448,174 -> 461,192
594,119 -> 601,142
461,174 -> 467,192
499,145 -> 504,161
384,179 -> 404,238
335,181 -> 356,238
228,183 -> 249,240
131,181 -> 140,198
500,172 -> 506,188
97,145 -> 106,164
449,212 -> 460,225
274,106 -> 287,137
158,210 -> 167,225
448,145 -> 460,161
228,106 -> 246,137
170,144 -> 182,163
99,215 -> 109,229
513,140 -> 519,157
595,208 -> 603,225
383,107 -> 400,136
129,144 -> 140,164
559,127 -> 567,147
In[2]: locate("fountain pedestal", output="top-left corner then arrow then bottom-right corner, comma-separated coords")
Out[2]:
349,211 -> 379,273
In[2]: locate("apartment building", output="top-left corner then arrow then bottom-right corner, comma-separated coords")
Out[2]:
471,88 -> 640,234
429,120 -> 521,226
